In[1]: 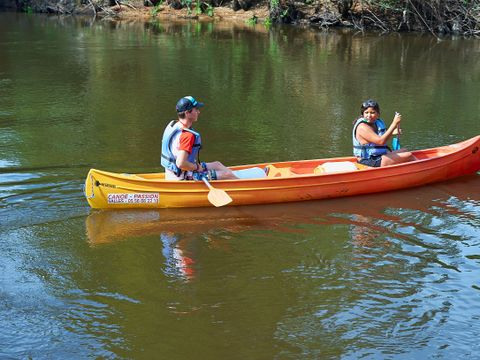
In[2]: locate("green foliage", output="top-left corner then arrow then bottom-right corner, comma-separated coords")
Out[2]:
181,0 -> 213,17
264,17 -> 272,29
195,0 -> 202,15
195,1 -> 215,17
204,3 -> 214,17
181,0 -> 193,15
374,0 -> 402,11
245,14 -> 258,25
150,2 -> 163,17
268,0 -> 280,25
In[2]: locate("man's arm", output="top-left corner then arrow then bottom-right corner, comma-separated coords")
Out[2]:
176,150 -> 198,171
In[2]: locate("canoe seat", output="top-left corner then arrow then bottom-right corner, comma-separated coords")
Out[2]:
314,161 -> 360,174
266,161 -> 368,177
265,164 -> 293,178
232,167 -> 268,179
354,163 -> 369,170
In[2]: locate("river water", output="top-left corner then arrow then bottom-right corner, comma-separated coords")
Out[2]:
1,11 -> 480,359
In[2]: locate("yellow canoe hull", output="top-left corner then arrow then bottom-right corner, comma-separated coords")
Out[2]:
84,136 -> 480,209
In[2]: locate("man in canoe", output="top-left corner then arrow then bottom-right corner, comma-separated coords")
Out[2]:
353,99 -> 417,167
161,96 -> 238,181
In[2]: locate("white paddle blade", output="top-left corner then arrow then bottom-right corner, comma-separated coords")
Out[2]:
208,189 -> 233,207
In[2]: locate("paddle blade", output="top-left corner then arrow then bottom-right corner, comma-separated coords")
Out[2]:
208,188 -> 233,207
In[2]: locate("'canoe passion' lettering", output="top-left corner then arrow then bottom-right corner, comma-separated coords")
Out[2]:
107,193 -> 159,204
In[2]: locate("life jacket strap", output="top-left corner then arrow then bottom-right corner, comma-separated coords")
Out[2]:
161,154 -> 176,163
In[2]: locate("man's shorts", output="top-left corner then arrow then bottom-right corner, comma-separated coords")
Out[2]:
187,170 -> 218,181
165,169 -> 217,181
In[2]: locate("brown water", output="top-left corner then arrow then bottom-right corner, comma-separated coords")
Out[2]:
1,11 -> 480,359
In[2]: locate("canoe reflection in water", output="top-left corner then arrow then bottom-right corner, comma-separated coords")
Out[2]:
86,210 -> 201,281
86,172 -> 479,244
85,173 -> 479,284
85,205 -> 311,282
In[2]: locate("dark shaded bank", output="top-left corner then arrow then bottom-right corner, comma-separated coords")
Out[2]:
3,0 -> 480,36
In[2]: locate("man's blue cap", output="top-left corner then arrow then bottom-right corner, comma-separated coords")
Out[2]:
176,96 -> 205,113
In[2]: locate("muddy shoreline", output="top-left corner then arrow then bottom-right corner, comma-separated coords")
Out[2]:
3,1 -> 480,37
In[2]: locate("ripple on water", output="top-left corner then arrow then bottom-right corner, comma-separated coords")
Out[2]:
271,197 -> 480,358
0,168 -> 88,230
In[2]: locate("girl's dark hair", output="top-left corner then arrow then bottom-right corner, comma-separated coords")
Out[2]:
360,99 -> 380,115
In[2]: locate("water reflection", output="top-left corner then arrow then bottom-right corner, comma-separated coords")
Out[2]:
85,174 -> 480,288
160,232 -> 195,281
2,11 -> 480,357
0,167 -> 87,229
85,174 -> 480,244
269,179 -> 479,358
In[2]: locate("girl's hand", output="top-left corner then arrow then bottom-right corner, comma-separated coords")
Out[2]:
393,112 -> 402,126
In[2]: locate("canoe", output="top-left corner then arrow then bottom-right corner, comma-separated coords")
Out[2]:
84,135 -> 480,209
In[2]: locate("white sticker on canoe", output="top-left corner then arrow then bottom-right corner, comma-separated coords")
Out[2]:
107,193 -> 159,204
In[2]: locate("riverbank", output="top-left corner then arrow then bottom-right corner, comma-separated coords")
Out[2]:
3,0 -> 480,36
102,2 -> 271,25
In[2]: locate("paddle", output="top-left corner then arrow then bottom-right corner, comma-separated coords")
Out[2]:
202,177 -> 233,207
392,113 -> 401,151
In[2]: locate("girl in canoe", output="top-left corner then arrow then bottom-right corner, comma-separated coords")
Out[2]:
353,99 -> 417,167
161,96 -> 238,181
